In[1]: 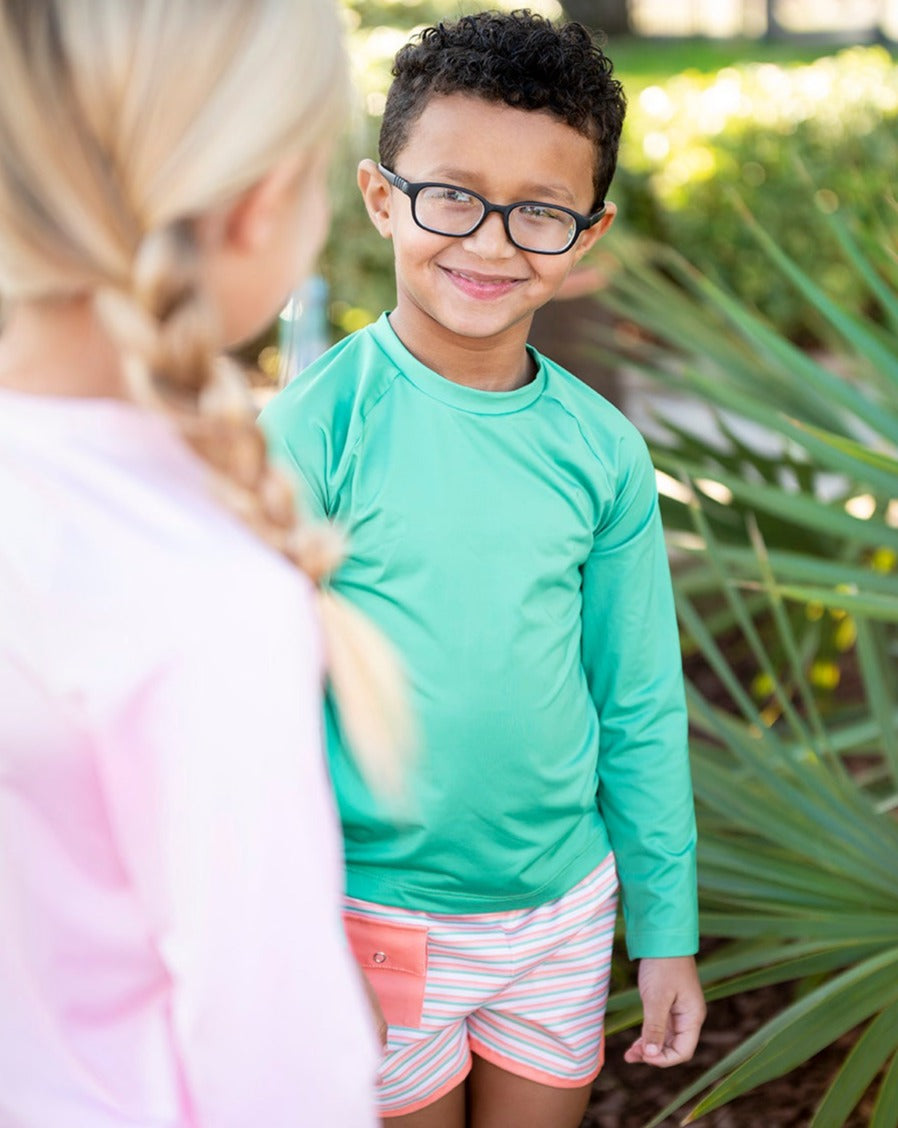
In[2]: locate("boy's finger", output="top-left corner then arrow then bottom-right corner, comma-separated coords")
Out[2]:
640,1003 -> 670,1058
627,1015 -> 703,1068
624,1036 -> 684,1069
667,1016 -> 702,1063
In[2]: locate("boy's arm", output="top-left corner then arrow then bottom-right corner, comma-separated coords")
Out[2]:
581,429 -> 698,960
581,431 -> 704,1065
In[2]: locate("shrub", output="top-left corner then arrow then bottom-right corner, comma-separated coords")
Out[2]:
620,46 -> 898,343
596,198 -> 898,1126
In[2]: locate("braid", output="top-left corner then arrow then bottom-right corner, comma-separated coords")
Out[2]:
0,0 -> 412,800
96,219 -> 414,797
94,222 -> 215,407
94,219 -> 344,573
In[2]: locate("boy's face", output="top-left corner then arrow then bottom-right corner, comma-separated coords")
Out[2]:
359,93 -> 615,361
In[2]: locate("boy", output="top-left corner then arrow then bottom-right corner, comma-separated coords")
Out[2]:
262,11 -> 705,1127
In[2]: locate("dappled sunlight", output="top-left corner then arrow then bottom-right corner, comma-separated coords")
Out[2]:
626,46 -> 898,207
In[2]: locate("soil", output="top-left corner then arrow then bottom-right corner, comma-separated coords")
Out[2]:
584,985 -> 875,1128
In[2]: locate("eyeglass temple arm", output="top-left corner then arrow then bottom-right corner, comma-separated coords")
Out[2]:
378,164 -> 410,191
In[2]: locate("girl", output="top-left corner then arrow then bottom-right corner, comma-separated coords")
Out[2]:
0,2 -> 402,1124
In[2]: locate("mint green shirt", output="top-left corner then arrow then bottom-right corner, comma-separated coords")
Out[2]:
261,314 -> 697,958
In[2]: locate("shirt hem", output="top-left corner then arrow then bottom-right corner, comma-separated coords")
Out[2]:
344,840 -> 612,915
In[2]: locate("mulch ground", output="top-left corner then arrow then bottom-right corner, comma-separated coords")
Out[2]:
584,984 -> 875,1127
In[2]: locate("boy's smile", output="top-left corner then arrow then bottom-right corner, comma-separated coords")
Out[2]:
441,266 -> 523,301
359,93 -> 615,390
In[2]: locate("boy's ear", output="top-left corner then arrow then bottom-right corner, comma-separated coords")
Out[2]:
571,201 -> 617,264
358,158 -> 394,239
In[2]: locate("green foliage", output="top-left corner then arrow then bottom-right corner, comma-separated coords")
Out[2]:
321,125 -> 395,338
604,36 -> 862,92
599,199 -> 898,1124
621,46 -> 898,342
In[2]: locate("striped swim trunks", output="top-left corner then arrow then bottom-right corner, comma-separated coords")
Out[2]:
343,853 -> 618,1118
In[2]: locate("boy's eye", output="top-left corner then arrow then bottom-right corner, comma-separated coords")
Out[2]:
424,187 -> 477,206
515,204 -> 570,226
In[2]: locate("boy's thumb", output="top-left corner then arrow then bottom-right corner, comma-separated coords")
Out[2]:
641,1008 -> 668,1056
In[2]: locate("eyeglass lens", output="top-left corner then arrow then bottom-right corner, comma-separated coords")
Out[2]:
414,187 -> 577,253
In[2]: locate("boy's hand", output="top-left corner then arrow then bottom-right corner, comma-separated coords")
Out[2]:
624,955 -> 705,1068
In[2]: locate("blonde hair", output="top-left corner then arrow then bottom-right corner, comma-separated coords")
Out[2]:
0,0 -> 413,795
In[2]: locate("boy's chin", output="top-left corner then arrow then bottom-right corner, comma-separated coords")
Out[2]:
434,311 -> 535,342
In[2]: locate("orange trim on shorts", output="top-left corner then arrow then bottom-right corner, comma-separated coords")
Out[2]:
468,1035 -> 605,1089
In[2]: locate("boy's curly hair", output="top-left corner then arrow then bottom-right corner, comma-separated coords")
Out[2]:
379,9 -> 627,208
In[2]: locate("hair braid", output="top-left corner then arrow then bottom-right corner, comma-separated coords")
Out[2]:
96,218 -> 414,797
0,0 -> 413,799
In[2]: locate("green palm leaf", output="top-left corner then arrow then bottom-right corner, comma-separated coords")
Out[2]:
598,185 -> 898,1126
870,1051 -> 898,1128
639,951 -> 898,1128
810,1001 -> 898,1128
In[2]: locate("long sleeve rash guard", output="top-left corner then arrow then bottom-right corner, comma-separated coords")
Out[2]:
261,313 -> 698,959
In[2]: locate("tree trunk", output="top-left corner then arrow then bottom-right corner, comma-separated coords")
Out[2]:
559,0 -> 631,36
764,0 -> 785,39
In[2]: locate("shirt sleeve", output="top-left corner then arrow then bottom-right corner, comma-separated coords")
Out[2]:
259,393 -> 329,521
581,430 -> 698,959
93,564 -> 377,1128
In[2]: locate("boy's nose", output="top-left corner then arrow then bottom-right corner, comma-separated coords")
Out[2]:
460,211 -> 516,259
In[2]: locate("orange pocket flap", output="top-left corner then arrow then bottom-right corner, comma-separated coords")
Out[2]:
343,913 -> 429,1029
343,912 -> 428,976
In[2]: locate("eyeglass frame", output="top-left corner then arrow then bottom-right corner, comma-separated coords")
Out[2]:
377,164 -> 606,256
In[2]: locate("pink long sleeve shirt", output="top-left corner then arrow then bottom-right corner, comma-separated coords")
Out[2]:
0,389 -> 377,1127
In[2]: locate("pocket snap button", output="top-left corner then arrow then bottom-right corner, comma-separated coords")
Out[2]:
372,951 -> 387,964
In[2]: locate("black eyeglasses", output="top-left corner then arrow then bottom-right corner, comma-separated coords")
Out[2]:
378,164 -> 605,255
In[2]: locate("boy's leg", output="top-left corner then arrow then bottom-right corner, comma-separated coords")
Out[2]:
465,858 -> 618,1128
381,1080 -> 466,1128
467,1055 -> 592,1128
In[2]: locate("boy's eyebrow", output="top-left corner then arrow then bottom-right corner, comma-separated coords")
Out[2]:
421,166 -> 579,205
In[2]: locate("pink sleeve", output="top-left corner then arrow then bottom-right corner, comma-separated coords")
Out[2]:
93,569 -> 377,1128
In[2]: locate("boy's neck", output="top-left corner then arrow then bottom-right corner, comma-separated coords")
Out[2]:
388,308 -> 536,392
